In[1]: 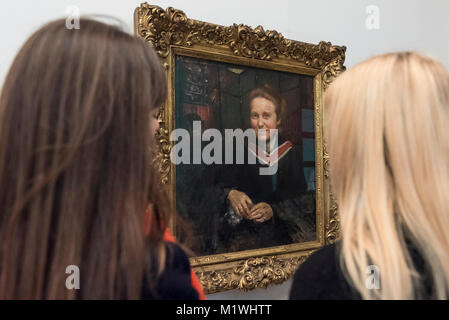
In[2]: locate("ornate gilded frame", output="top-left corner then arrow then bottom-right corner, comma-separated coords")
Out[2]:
134,3 -> 344,294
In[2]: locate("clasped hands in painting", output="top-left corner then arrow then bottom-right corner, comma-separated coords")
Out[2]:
227,189 -> 273,223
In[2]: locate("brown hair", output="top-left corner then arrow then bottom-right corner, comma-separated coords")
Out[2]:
248,84 -> 286,127
0,18 -> 170,299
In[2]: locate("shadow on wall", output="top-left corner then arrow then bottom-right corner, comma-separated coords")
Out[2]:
206,279 -> 292,300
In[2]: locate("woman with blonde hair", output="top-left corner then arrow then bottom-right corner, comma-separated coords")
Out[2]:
290,52 -> 449,299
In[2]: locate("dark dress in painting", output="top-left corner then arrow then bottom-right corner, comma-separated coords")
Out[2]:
217,137 -> 316,253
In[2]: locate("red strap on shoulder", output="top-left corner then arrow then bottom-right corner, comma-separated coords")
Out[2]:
163,229 -> 176,242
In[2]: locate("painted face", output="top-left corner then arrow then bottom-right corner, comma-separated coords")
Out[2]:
250,97 -> 280,141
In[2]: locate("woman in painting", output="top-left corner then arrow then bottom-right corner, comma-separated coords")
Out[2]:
218,84 -> 315,252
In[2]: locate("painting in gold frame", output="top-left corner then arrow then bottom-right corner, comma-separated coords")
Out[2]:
134,2 -> 345,294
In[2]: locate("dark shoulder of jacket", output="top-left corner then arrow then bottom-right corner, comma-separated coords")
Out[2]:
403,231 -> 435,299
142,242 -> 200,300
289,242 -> 361,300
283,143 -> 307,190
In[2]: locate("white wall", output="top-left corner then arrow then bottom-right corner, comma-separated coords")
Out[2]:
1,0 -> 449,86
0,0 -> 448,299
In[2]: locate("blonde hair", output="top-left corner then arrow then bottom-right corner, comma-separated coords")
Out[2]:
325,52 -> 449,299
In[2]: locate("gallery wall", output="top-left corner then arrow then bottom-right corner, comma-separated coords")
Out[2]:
1,0 -> 448,299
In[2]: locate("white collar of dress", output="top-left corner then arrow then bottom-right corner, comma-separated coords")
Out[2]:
247,140 -> 293,166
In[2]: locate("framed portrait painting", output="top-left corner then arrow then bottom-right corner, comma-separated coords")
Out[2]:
135,3 -> 346,294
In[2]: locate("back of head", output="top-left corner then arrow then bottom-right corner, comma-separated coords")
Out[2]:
0,18 -> 168,299
325,52 -> 449,299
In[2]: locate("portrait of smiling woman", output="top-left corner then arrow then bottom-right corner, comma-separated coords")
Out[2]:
219,84 -> 314,252
173,56 -> 318,256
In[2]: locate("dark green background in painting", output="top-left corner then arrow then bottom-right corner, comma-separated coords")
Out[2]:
174,55 -> 316,255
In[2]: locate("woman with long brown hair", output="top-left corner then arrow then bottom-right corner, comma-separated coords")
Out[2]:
290,52 -> 449,299
0,18 -> 203,299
